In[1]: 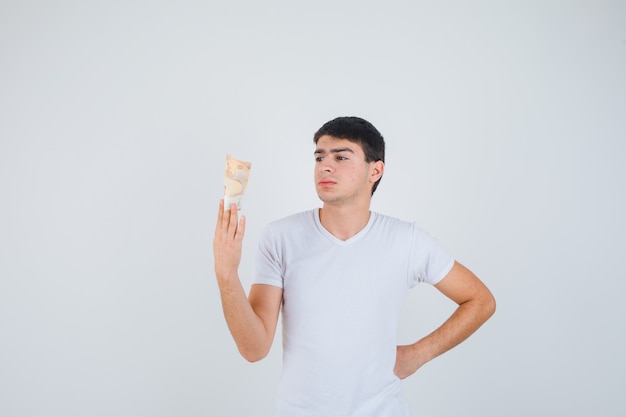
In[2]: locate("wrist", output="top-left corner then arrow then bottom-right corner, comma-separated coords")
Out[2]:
409,340 -> 434,368
215,268 -> 240,284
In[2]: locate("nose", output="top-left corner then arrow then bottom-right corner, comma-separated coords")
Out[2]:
318,160 -> 333,173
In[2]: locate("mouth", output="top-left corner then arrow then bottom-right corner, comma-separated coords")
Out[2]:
318,179 -> 336,187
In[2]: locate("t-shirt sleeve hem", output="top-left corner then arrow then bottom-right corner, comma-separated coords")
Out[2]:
429,257 -> 456,286
252,278 -> 284,289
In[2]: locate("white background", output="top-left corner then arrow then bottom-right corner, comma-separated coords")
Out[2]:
1,1 -> 625,416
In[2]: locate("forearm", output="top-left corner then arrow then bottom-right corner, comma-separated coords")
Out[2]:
410,296 -> 495,366
217,273 -> 272,362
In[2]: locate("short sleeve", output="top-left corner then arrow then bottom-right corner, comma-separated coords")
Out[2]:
254,224 -> 285,288
408,224 -> 455,288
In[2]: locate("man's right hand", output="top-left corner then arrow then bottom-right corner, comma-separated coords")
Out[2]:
213,199 -> 246,281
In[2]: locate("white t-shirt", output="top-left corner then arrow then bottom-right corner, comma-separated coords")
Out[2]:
254,209 -> 455,417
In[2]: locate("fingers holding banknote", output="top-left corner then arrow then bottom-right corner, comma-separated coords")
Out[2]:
214,199 -> 246,280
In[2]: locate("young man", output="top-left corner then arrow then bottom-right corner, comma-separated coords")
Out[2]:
213,116 -> 496,417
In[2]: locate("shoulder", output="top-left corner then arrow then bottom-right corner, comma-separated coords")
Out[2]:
370,211 -> 414,233
261,209 -> 317,239
267,209 -> 316,229
370,212 -> 437,244
258,210 -> 317,254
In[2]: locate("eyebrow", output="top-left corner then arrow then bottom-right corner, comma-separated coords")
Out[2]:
314,147 -> 356,155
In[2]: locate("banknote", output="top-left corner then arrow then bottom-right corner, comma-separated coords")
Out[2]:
223,154 -> 252,210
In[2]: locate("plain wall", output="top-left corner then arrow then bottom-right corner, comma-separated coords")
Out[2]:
1,1 -> 625,416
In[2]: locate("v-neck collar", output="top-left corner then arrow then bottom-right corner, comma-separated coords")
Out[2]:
313,208 -> 376,246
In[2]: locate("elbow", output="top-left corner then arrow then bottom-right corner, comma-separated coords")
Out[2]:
239,346 -> 270,363
484,291 -> 496,320
242,352 -> 267,363
462,288 -> 496,322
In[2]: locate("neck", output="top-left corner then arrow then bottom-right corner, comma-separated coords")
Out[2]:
319,203 -> 371,241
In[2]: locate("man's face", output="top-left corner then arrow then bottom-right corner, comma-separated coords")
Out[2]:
313,135 -> 380,206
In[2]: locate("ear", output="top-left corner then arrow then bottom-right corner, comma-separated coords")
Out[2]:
370,160 -> 384,183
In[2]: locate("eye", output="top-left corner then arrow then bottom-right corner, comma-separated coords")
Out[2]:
315,156 -> 323,162
336,155 -> 348,161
